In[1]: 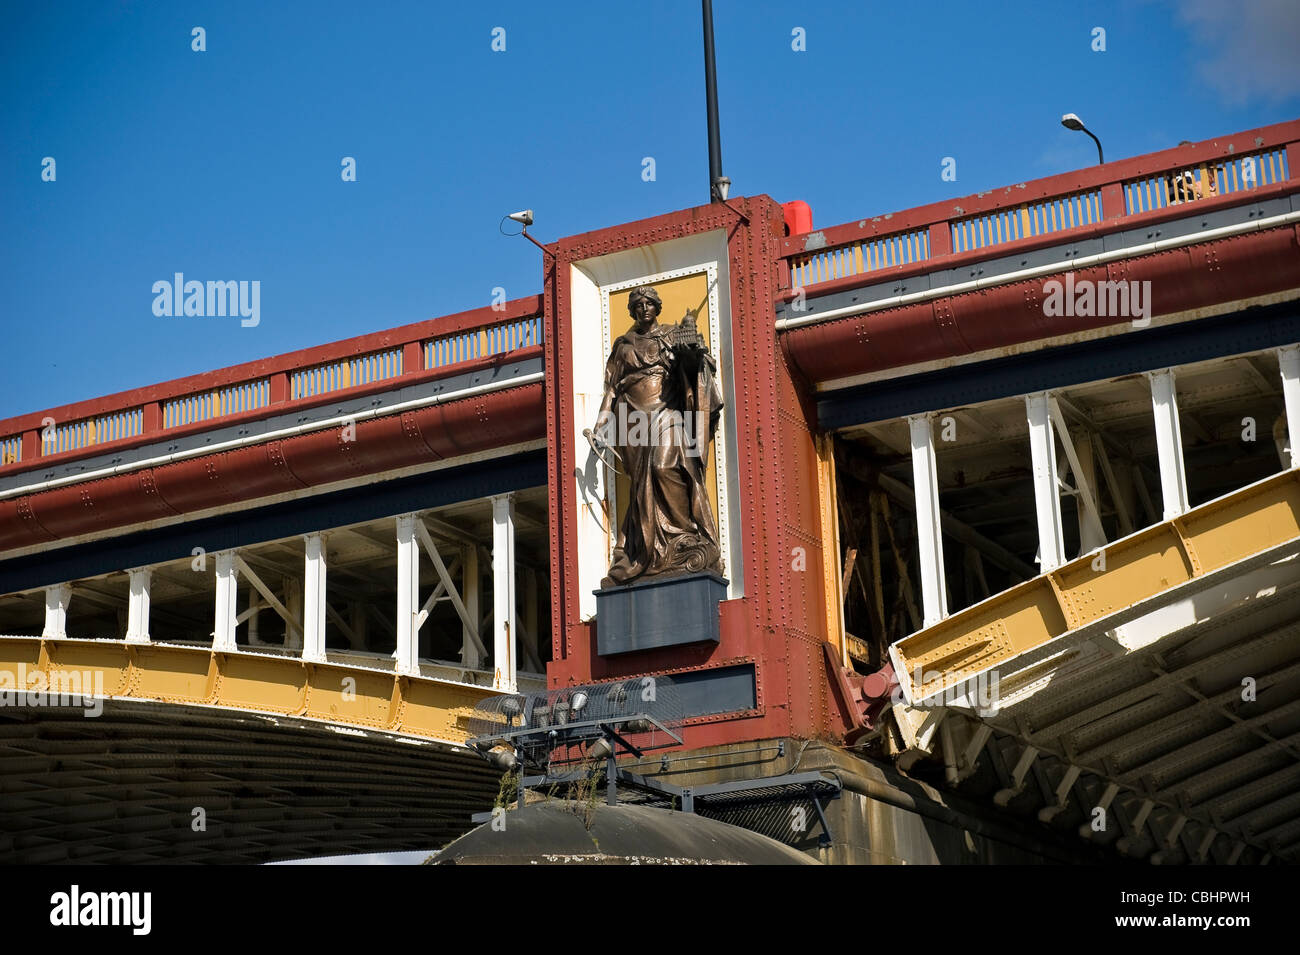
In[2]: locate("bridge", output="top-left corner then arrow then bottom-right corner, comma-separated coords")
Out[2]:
1,117 -> 1297,864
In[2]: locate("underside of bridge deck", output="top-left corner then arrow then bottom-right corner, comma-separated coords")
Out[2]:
0,699 -> 500,864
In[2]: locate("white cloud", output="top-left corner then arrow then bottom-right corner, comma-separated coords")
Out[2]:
1174,0 -> 1300,104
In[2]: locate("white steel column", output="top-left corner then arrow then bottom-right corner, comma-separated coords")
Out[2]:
43,583 -> 72,639
395,513 -> 420,675
461,544 -> 482,669
491,493 -> 518,691
213,550 -> 238,651
302,533 -> 327,662
1280,345 -> 1300,469
1026,393 -> 1065,572
125,567 -> 152,644
907,415 -> 947,627
1147,370 -> 1190,519
1048,399 -> 1107,553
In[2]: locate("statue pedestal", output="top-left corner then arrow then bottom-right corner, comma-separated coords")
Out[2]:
594,572 -> 727,656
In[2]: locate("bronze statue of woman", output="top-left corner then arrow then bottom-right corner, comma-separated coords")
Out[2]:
592,285 -> 724,588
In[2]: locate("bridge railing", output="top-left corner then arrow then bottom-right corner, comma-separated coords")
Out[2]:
781,118 -> 1300,297
0,295 -> 544,475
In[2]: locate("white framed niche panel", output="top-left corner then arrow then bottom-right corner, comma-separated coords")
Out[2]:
568,229 -> 744,620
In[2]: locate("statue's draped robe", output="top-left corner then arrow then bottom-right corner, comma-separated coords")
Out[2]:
602,323 -> 724,586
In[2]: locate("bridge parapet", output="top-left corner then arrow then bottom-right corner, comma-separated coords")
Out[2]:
0,296 -> 544,472
780,119 -> 1298,298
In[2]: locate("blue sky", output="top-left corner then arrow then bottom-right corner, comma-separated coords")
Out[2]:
2,0 -> 1298,419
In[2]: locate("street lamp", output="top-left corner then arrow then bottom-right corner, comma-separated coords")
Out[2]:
1061,113 -> 1104,164
502,208 -> 554,259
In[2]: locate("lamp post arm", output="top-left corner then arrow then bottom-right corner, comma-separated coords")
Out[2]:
1084,128 -> 1104,165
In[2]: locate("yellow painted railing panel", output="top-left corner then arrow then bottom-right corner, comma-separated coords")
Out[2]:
1178,477 -> 1300,569
0,638 -> 500,744
1051,526 -> 1194,627
897,585 -> 1066,696
893,469 -> 1300,702
216,654 -> 308,714
303,665 -> 394,729
401,679 -> 486,741
129,645 -> 215,702
0,640 -> 41,678
46,640 -> 131,694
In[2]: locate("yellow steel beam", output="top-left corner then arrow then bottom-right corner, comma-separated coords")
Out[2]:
0,637 -> 498,744
891,469 -> 1300,703
815,432 -> 847,667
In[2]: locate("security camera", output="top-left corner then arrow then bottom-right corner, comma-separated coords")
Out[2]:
507,209 -> 534,227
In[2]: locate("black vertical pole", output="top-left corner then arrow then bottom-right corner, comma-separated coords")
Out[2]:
702,0 -> 724,202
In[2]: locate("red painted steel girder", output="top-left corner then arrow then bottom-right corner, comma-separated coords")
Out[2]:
0,384 -> 545,552
780,225 -> 1300,384
0,298 -> 543,481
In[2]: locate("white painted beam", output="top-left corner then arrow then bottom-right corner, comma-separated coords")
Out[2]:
1037,765 -> 1082,823
395,513 -> 420,676
1147,369 -> 1190,519
993,745 -> 1039,806
302,533 -> 327,663
415,522 -> 487,660
125,567 -> 151,644
1280,345 -> 1300,469
1048,400 -> 1107,553
1025,393 -> 1065,572
413,555 -> 459,630
907,415 -> 947,627
492,493 -> 518,691
43,583 -> 72,639
213,550 -> 238,651
233,556 -> 301,641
